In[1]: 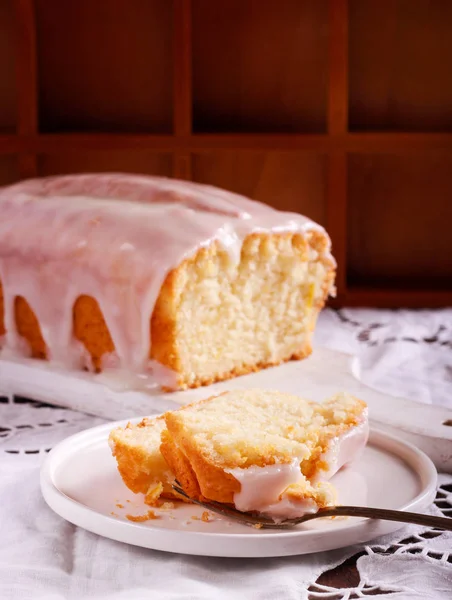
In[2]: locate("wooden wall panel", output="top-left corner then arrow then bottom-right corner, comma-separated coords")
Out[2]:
192,151 -> 326,225
0,1 -> 17,132
35,0 -> 173,133
0,156 -> 20,185
192,0 -> 328,133
37,151 -> 173,178
348,153 -> 452,287
349,0 -> 452,132
0,0 -> 451,306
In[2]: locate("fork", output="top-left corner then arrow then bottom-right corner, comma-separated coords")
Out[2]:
172,483 -> 452,530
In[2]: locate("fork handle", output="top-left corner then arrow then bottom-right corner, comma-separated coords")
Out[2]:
299,506 -> 452,530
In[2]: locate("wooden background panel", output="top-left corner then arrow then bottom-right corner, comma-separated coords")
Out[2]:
192,151 -> 326,224
0,156 -> 20,185
349,0 -> 452,132
0,0 -> 16,132
37,151 -> 173,177
347,153 -> 452,288
192,0 -> 328,133
35,0 -> 173,133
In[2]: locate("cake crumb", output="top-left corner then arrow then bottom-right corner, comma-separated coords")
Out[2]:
201,511 -> 211,522
126,510 -> 158,522
110,512 -> 118,517
144,482 -> 163,506
252,523 -> 263,529
126,499 -> 131,503
160,501 -> 175,510
116,503 -> 124,509
191,515 -> 200,521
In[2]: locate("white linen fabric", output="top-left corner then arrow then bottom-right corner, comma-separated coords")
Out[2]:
0,308 -> 451,600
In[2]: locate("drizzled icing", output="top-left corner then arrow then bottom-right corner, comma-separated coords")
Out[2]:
225,458 -> 320,520
224,412 -> 369,520
0,173 -> 334,388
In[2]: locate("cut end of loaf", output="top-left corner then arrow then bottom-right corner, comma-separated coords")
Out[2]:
152,230 -> 335,389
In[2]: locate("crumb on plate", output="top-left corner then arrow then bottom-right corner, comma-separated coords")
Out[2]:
126,510 -> 158,522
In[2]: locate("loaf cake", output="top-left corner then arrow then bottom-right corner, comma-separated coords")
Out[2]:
0,173 -> 335,390
110,390 -> 368,519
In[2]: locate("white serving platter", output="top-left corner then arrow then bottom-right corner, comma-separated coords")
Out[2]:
1,347 -> 451,471
40,425 -> 437,558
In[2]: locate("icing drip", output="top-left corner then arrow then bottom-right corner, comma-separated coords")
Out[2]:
225,459 -> 320,520
225,412 -> 369,519
0,173 -> 335,388
314,413 -> 370,482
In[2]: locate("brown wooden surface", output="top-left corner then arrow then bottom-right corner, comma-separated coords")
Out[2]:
173,0 -> 192,179
35,0 -> 173,133
0,1 -> 16,133
0,0 -> 451,307
37,151 -> 173,178
348,153 -> 452,288
15,0 -> 38,178
192,0 -> 328,133
326,0 -> 348,293
192,151 -> 327,225
349,0 -> 452,132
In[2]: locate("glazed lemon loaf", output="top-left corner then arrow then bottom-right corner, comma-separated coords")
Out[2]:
0,173 -> 335,390
161,390 -> 368,519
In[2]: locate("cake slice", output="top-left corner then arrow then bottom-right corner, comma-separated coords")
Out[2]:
161,390 -> 368,520
109,416 -> 176,505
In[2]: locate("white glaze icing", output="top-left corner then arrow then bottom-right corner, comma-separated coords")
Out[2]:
225,458 -> 318,520
225,413 -> 368,519
0,173 -> 335,388
314,412 -> 370,482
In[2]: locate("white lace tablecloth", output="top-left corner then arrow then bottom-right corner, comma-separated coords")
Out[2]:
1,308 -> 451,600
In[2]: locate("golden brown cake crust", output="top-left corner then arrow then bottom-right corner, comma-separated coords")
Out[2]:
73,295 -> 115,371
14,296 -> 47,359
162,406 -> 242,504
160,428 -> 202,499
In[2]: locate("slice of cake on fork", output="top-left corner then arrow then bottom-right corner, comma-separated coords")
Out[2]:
160,390 -> 368,520
109,416 -> 176,505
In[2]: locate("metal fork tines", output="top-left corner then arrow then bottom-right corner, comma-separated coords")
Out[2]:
172,483 -> 452,531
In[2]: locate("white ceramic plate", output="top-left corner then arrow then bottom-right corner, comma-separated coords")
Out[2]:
40,422 -> 437,558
